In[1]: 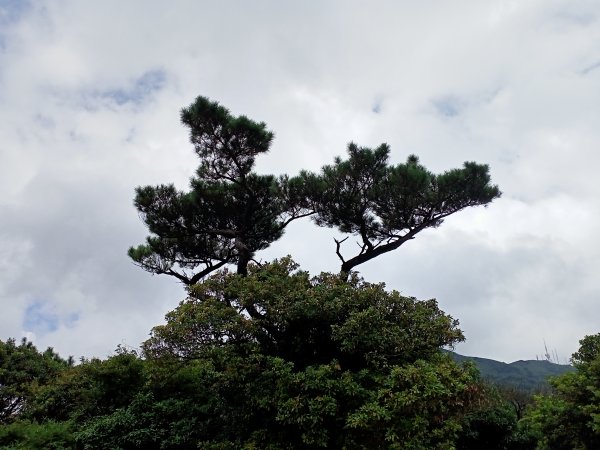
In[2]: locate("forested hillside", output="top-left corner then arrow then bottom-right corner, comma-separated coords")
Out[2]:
451,353 -> 574,392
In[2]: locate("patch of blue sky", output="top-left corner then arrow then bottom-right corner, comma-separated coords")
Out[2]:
371,94 -> 384,114
0,0 -> 33,51
54,69 -> 167,112
99,69 -> 167,106
23,301 -> 59,334
64,312 -> 80,328
0,0 -> 32,25
432,96 -> 463,118
23,301 -> 81,334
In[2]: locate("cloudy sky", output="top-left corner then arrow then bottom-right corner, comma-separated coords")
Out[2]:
1,0 -> 599,363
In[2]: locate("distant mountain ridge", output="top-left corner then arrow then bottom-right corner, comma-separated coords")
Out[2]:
450,352 -> 575,392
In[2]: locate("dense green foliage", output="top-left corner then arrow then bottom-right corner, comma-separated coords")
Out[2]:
0,420 -> 74,450
145,258 -> 464,367
8,261 -> 585,449
140,259 -> 479,448
522,333 -> 600,449
0,338 -> 70,424
0,262 -> 489,449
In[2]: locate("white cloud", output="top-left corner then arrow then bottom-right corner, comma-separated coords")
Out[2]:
0,0 -> 598,363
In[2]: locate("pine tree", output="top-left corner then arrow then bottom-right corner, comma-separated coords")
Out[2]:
128,97 -> 311,284
301,143 -> 500,273
130,96 -> 500,282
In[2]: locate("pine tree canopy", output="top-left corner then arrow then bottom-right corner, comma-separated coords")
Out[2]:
129,96 -> 501,282
128,96 -> 313,283
301,143 -> 501,273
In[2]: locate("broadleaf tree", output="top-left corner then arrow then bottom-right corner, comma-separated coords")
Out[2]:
139,258 -> 481,448
0,338 -> 70,424
523,333 -> 600,449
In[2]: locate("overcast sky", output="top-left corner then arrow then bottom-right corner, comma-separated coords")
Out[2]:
1,0 -> 599,363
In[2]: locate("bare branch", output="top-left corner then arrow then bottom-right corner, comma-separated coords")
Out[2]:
279,210 -> 315,229
250,258 -> 263,267
334,236 -> 349,263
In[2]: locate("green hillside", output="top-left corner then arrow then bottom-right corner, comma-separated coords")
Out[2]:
451,352 -> 575,392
